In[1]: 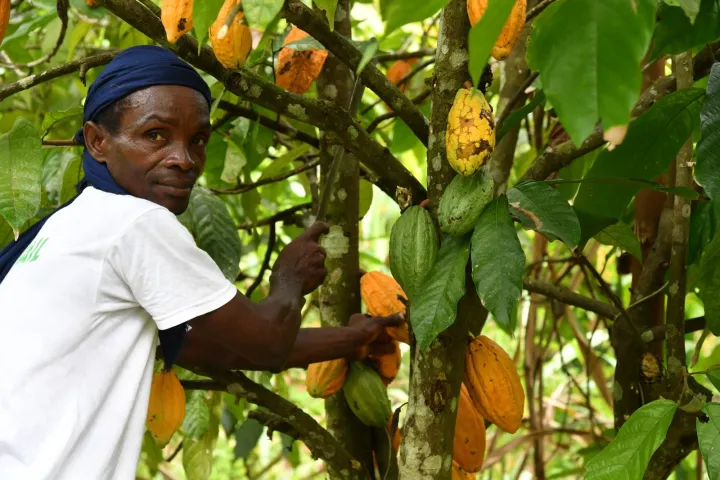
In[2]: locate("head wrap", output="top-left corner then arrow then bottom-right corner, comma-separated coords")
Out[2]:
0,45 -> 212,370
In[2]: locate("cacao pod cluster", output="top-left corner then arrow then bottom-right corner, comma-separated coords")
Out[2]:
467,0 -> 527,61
145,369 -> 187,445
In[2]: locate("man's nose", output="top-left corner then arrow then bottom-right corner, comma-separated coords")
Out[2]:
165,142 -> 195,171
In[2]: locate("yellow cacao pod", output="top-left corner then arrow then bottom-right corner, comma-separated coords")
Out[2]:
369,341 -> 401,385
145,369 -> 186,444
360,271 -> 407,317
0,0 -> 11,45
467,0 -> 527,60
305,358 -> 347,398
446,86 -> 495,176
210,0 -> 253,69
161,0 -> 194,44
453,461 -> 476,479
276,26 -> 329,94
464,335 -> 524,433
454,383 -> 487,472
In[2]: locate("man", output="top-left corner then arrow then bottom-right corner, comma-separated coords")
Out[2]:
0,45 -> 403,479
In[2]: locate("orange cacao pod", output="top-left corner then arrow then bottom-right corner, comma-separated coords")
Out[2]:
276,26 -> 329,94
369,341 -> 401,385
210,0 -> 253,69
85,0 -> 100,6
0,0 -> 11,45
465,335 -> 524,433
145,369 -> 186,445
305,358 -> 347,398
467,0 -> 526,60
454,383 -> 487,472
453,461 -> 475,479
360,271 -> 407,317
161,0 -> 194,44
387,321 -> 409,344
386,59 -> 413,94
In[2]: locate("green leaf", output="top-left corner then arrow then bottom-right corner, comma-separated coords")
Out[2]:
69,0 -> 107,20
468,0 -> 517,86
314,0 -> 338,30
359,180 -> 373,219
181,186 -> 241,281
0,12 -> 56,51
140,430 -> 164,476
573,88 -> 705,244
65,21 -> 92,63
182,391 -> 211,439
192,0 -> 224,44
382,0 -> 448,36
246,14 -> 282,67
59,156 -> 83,205
585,399 -> 677,480
651,0 -> 720,60
409,235 -> 470,350
389,117 -> 417,154
234,418 -> 264,459
183,392 -> 221,480
259,144 -> 311,180
554,149 -> 598,202
689,200 -> 717,265
221,140 -> 247,184
698,232 -> 720,335
201,132 -> 231,188
674,0 -> 702,22
506,181 -> 580,248
471,196 -> 525,333
242,0 -> 284,30
0,217 -> 13,250
706,370 -> 720,392
595,222 -> 643,262
526,0 -> 656,145
497,91 -> 546,142
697,403 -> 720,480
283,36 -> 327,51
41,106 -> 83,134
0,118 -> 43,234
356,37 -> 378,75
696,65 -> 720,217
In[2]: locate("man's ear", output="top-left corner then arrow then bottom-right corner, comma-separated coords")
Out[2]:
83,121 -> 110,164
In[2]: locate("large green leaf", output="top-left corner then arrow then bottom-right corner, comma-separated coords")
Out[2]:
182,391 -> 211,439
183,392 -> 221,480
670,0 -> 702,22
314,0 -> 338,30
181,186 -> 241,281
0,118 -> 43,234
573,88 -> 705,244
594,222 -> 643,261
506,181 -> 580,248
192,0 -> 224,44
696,64 -> 720,216
585,399 -> 677,480
689,199 -> 717,265
0,217 -> 14,250
471,196 -> 525,333
697,403 -> 720,480
651,0 -> 720,60
382,0 -> 448,36
706,370 -> 720,392
60,157 -> 83,205
697,231 -> 720,335
526,0 -> 656,145
409,235 -> 470,351
242,0 -> 284,30
234,418 -> 264,459
0,12 -> 56,51
497,91 -> 546,143
221,139 -> 247,184
468,0 -> 517,86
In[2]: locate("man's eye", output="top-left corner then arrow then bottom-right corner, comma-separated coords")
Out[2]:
193,136 -> 208,146
147,131 -> 165,141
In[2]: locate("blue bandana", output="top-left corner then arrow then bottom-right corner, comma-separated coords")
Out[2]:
0,45 -> 212,370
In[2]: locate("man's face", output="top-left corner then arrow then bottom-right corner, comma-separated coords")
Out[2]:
84,85 -> 211,214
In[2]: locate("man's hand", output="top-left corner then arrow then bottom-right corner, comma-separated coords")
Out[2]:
270,221 -> 330,295
347,312 -> 406,361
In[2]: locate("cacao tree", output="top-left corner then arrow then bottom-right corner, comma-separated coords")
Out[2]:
3,0 -> 720,479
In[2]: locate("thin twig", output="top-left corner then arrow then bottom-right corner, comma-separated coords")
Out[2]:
526,0 -> 556,22
245,222 -> 277,298
237,203 -> 312,231
165,441 -> 183,462
373,49 -> 437,63
522,277 -> 618,318
42,139 -> 80,147
211,158 -> 320,195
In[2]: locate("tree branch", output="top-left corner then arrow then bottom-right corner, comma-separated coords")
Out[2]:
373,48 -> 436,62
283,0 -> 430,146
522,277 -> 618,319
237,203 -> 312,231
101,0 -> 427,206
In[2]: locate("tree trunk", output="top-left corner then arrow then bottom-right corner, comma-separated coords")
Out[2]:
315,1 -> 373,477
397,1 -> 476,478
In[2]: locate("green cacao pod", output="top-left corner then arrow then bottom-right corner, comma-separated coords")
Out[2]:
342,361 -> 392,427
438,169 -> 494,236
389,205 -> 439,299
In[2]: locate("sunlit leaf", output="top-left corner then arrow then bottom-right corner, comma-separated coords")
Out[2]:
193,0 -> 224,44
242,0 -> 284,30
182,391 -> 211,439
59,156 -> 83,205
651,0 -> 720,60
314,0 -> 339,30
356,37 -> 378,75
221,140 -> 247,184
382,0 -> 448,36
359,180 -> 373,219
706,369 -> 720,392
183,392 -> 221,480
697,403 -> 720,480
595,222 -> 642,262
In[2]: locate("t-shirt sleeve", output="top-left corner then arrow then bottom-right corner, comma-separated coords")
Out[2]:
108,207 -> 238,330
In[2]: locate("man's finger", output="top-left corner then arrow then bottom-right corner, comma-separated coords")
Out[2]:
376,313 -> 405,327
369,342 -> 396,356
303,221 -> 330,241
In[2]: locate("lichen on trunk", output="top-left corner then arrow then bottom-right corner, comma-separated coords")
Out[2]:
314,1 -> 373,477
397,1 -> 476,478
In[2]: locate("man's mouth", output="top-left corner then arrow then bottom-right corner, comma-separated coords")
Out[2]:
157,181 -> 194,197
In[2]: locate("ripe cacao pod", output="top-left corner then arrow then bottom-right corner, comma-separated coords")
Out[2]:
210,0 -> 253,69
161,0 -> 194,44
438,168 -> 494,236
387,321 -> 409,344
454,383 -> 487,472
1,0 -> 12,45
360,271 -> 407,317
465,335 -> 524,433
343,361 -> 392,427
453,461 -> 475,480
389,205 -> 439,299
446,86 -> 495,177
145,369 -> 186,444
467,0 -> 527,60
305,358 -> 347,398
386,59 -> 413,93
276,26 -> 329,94
369,341 -> 401,385
85,0 -> 100,7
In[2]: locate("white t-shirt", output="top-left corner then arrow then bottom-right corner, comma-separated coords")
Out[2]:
0,187 -> 237,480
